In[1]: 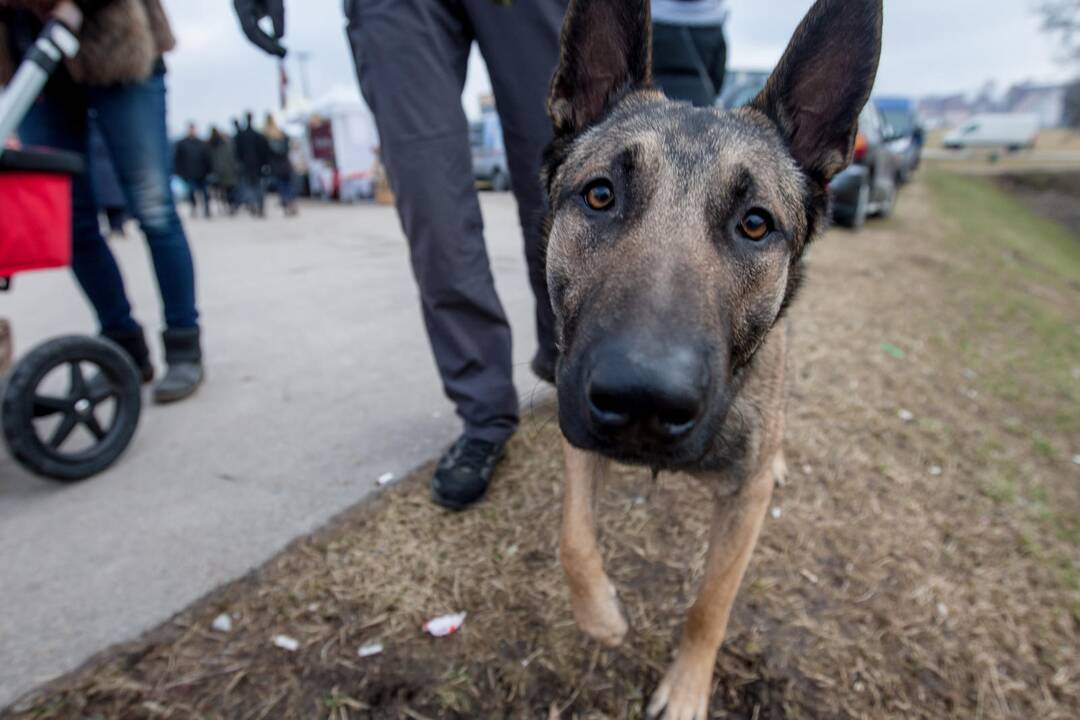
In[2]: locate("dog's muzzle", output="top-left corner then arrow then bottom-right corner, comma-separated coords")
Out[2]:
560,334 -> 712,462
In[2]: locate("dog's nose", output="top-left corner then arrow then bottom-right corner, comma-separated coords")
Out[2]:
585,341 -> 707,442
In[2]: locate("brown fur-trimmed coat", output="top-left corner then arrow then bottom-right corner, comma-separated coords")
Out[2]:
0,0 -> 175,86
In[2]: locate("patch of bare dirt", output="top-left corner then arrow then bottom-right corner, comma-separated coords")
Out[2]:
3,175 -> 1077,720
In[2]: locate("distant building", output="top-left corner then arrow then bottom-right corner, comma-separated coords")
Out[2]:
917,82 -> 1068,130
1002,83 -> 1066,128
917,94 -> 973,129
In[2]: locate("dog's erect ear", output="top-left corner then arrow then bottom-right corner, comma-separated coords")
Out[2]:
751,0 -> 883,184
548,0 -> 652,137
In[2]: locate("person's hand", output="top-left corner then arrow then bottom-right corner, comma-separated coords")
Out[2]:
234,0 -> 287,57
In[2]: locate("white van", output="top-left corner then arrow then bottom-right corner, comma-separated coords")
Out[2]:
943,113 -> 1040,151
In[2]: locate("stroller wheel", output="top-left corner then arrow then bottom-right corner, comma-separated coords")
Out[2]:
3,336 -> 141,482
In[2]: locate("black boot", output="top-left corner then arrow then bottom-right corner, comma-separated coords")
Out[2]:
431,435 -> 507,511
153,328 -> 204,404
102,325 -> 154,383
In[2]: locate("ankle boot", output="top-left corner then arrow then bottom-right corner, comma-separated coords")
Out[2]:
102,325 -> 154,383
153,328 -> 204,404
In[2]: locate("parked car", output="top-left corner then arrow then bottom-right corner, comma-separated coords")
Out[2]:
831,104 -> 900,229
875,96 -> 924,183
470,114 -> 510,191
943,113 -> 1040,152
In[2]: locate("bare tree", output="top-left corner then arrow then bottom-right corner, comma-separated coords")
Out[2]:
1038,0 -> 1080,62
1038,1 -> 1080,127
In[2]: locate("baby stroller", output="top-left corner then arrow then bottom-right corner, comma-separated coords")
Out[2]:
0,2 -> 141,481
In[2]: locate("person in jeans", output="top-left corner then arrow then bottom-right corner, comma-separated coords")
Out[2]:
235,0 -> 565,510
263,114 -> 297,217
207,126 -> 241,215
651,0 -> 729,107
174,122 -> 213,219
0,0 -> 204,403
233,112 -> 269,217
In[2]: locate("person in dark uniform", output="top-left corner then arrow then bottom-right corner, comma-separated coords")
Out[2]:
651,0 -> 729,107
234,0 -> 565,510
233,112 -> 269,217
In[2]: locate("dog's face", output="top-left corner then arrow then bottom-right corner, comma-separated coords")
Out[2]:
544,0 -> 882,469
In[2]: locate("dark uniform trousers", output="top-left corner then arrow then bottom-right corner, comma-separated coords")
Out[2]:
346,0 -> 566,444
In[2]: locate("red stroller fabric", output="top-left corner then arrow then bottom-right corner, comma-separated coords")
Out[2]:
0,147 -> 81,277
0,171 -> 73,275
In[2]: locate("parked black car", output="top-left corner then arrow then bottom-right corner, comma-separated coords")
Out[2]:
830,104 -> 900,229
875,96 -> 924,184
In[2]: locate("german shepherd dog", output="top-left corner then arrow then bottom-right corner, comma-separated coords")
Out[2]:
542,0 -> 883,716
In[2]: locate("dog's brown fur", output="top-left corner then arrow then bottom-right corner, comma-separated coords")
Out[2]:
543,1 -> 883,717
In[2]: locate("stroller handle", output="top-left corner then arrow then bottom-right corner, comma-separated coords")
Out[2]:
0,2 -> 83,154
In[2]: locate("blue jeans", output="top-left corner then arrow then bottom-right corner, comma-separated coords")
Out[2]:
273,175 -> 295,205
20,68 -> 199,334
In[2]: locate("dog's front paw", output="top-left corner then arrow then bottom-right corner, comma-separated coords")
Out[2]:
772,450 -> 788,487
646,647 -> 716,720
570,577 -> 628,647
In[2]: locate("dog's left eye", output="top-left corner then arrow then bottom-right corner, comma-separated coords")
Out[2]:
738,211 -> 773,241
583,180 -> 615,211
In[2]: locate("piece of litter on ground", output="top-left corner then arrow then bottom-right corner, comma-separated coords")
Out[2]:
358,643 -> 384,658
633,496 -> 646,506
801,464 -> 813,476
272,635 -> 300,652
800,568 -> 819,585
377,472 -> 395,486
1072,454 -> 1080,466
936,602 -> 949,620
423,612 -> 466,637
929,465 -> 943,477
770,507 -> 782,519
898,409 -> 915,422
880,342 -> 906,360
211,613 -> 232,633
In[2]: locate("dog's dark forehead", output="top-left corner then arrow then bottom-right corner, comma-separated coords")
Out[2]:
556,92 -> 805,205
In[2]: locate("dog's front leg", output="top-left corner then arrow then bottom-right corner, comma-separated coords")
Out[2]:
560,439 -> 628,647
647,460 -> 776,720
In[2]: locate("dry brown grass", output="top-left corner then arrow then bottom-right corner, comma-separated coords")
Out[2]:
3,172 -> 1077,719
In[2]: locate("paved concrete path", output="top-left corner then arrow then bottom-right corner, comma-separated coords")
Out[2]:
0,195 -> 553,708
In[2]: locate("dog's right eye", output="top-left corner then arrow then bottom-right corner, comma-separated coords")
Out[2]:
583,180 -> 615,211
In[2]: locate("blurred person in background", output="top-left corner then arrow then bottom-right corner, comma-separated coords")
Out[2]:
651,0 -> 728,107
174,121 -> 212,219
235,0 -> 566,510
234,111 -> 269,217
89,120 -> 128,238
207,125 -> 240,215
263,113 -> 297,217
0,0 -> 205,403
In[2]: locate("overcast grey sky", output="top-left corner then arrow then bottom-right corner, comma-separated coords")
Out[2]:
163,0 -> 1070,135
